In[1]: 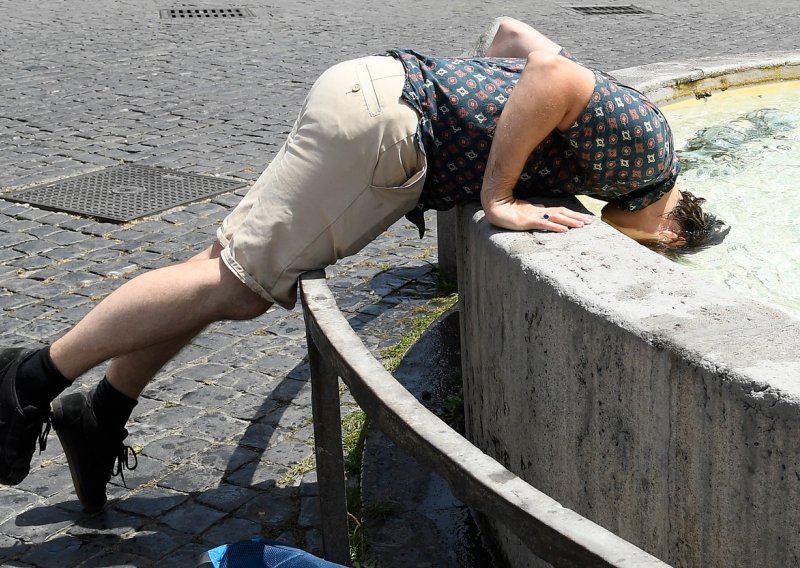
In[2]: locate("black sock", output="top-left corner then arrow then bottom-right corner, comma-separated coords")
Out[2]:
91,377 -> 138,431
15,346 -> 72,411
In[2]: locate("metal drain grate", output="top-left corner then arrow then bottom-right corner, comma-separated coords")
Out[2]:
570,5 -> 652,15
160,7 -> 255,18
3,164 -> 246,223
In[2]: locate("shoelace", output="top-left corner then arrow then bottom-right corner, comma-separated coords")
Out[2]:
37,413 -> 52,454
111,444 -> 138,488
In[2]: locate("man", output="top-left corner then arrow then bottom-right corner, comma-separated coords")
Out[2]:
0,18 -> 724,513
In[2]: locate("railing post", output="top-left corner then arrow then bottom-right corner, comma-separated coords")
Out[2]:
306,326 -> 350,565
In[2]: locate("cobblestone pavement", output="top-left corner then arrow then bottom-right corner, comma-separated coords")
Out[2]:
1,0 -> 798,566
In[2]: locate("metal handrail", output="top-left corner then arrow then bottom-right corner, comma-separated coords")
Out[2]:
299,270 -> 669,567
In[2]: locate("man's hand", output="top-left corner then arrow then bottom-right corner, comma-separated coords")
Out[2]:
483,197 -> 593,233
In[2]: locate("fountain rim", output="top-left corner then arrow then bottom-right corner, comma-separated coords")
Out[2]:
610,51 -> 800,105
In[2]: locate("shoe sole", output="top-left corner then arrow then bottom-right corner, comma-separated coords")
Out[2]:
51,397 -> 106,513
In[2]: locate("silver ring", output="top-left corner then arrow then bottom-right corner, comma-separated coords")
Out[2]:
543,213 -> 550,220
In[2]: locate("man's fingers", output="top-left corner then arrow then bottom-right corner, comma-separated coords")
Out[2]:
541,208 -> 594,229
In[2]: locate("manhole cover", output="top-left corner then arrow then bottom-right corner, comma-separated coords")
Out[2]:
3,164 -> 246,223
569,5 -> 652,15
160,7 -> 255,18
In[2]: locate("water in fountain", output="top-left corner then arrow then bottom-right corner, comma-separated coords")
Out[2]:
663,80 -> 800,318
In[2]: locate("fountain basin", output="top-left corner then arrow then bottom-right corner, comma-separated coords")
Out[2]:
456,53 -> 800,567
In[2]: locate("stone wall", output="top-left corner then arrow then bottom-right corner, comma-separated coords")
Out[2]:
455,194 -> 800,566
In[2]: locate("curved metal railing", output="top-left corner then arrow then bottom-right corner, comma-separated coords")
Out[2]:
299,270 -> 669,567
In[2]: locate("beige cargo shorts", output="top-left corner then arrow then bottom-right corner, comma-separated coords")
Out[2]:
217,55 -> 426,309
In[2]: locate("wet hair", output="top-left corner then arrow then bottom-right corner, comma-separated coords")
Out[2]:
640,190 -> 729,257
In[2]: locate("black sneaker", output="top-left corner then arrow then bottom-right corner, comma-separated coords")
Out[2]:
0,348 -> 53,486
51,390 -> 137,513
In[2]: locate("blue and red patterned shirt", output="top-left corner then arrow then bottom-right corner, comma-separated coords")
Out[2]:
387,49 -> 680,233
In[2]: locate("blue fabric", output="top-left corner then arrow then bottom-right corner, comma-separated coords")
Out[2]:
206,539 -> 346,568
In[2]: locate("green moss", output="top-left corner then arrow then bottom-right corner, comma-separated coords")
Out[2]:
342,409 -> 368,475
380,293 -> 458,373
277,454 -> 316,487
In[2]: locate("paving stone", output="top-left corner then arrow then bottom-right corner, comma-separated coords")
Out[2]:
158,465 -> 221,494
106,454 -> 169,493
66,509 -> 146,538
19,534 -> 109,568
9,255 -> 52,271
13,461 -> 75,499
261,402 -> 312,431
155,542 -> 210,568
0,533 -> 30,563
128,396 -> 162,421
225,459 -> 286,491
179,384 -> 241,411
195,483 -> 257,513
79,550 -> 150,567
0,489 -> 43,525
202,516 -> 262,547
136,402 -> 203,431
187,411 -> 250,443
261,438 -> 314,468
236,422 -> 278,451
298,495 -> 321,528
0,503 -> 74,543
299,471 -> 319,497
196,443 -> 260,474
172,362 -> 232,384
304,528 -> 324,557
265,378 -> 308,404
239,491 -> 299,528
113,524 -> 185,561
142,434 -> 210,464
223,391 -> 279,421
144,376 -> 203,404
114,486 -> 189,518
6,303 -> 57,321
12,239 -> 55,256
0,295 -> 37,310
160,502 -> 226,535
221,369 -> 283,398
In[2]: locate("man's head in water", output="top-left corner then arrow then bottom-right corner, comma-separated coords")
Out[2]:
602,185 -> 729,256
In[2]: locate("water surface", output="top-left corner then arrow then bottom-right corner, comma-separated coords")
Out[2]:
662,81 -> 800,317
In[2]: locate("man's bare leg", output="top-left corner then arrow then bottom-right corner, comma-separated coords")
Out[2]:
486,18 -> 563,58
103,242 -> 226,398
49,244 -> 271,385
37,241 -> 272,510
104,328 -> 204,399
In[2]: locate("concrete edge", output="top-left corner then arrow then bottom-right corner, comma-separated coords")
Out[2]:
612,51 -> 800,103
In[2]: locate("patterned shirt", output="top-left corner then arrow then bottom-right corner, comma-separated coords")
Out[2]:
387,49 -> 680,233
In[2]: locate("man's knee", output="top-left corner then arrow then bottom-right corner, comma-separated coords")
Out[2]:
495,18 -> 527,45
216,260 -> 272,320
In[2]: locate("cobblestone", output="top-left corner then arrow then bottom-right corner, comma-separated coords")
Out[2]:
1,0 -> 798,566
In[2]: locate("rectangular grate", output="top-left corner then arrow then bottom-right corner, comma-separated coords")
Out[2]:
160,7 -> 255,19
3,164 -> 246,223
570,5 -> 652,15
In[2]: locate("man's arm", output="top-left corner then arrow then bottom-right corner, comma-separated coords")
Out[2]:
480,51 -> 595,232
